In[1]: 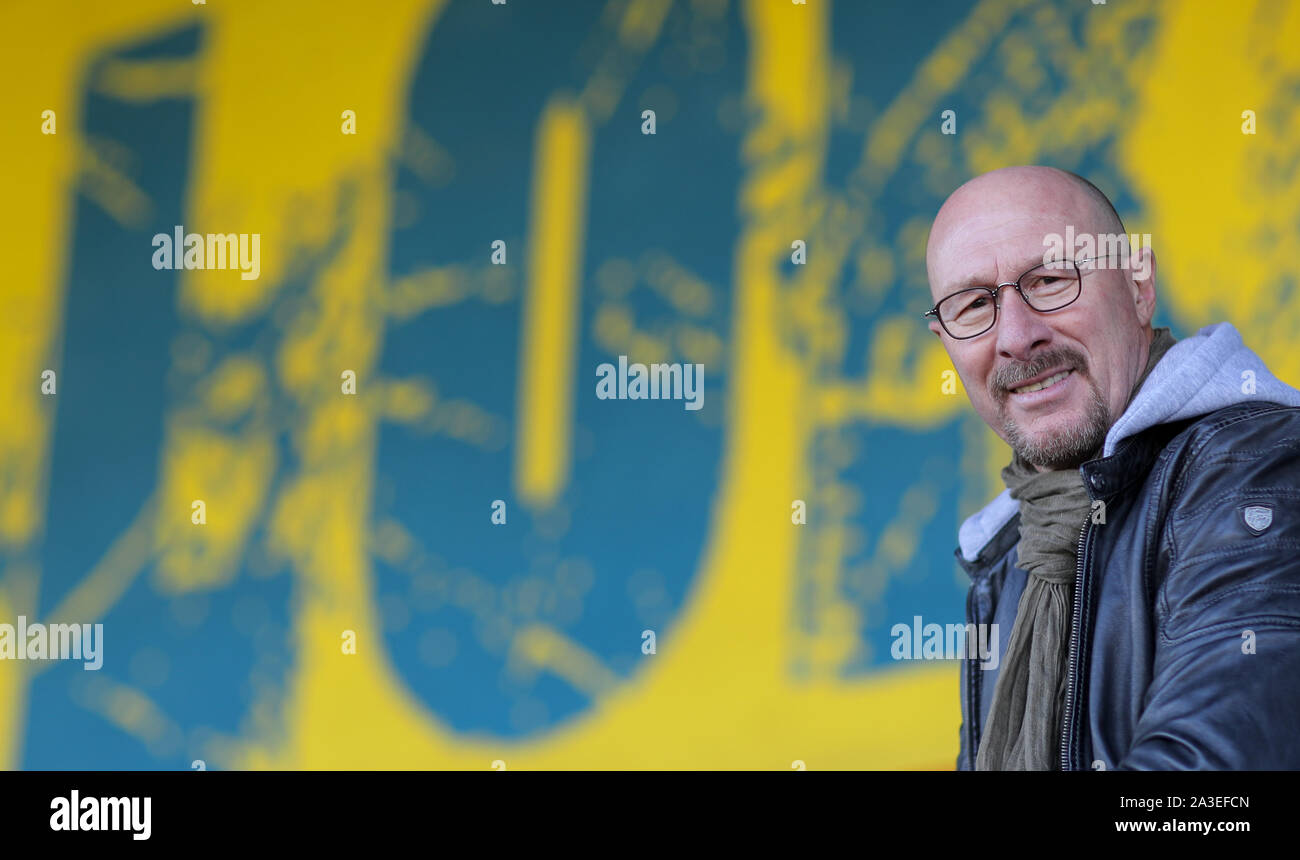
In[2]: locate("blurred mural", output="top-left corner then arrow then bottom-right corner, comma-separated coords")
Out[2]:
2,0 -> 1298,769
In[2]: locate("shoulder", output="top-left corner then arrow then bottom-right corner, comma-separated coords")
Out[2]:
1154,402 -> 1300,595
1162,401 -> 1300,492
1169,400 -> 1300,448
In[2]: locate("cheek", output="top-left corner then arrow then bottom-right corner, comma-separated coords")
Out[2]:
1094,280 -> 1139,336
951,357 -> 996,410
952,352 -> 992,392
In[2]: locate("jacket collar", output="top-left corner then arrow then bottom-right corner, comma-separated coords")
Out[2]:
957,488 -> 1017,563
957,321 -> 1300,564
1078,416 -> 1195,500
957,417 -> 1194,567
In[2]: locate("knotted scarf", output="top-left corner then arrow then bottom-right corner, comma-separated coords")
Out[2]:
975,327 -> 1177,770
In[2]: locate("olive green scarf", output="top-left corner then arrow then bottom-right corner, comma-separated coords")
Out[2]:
976,327 -> 1177,770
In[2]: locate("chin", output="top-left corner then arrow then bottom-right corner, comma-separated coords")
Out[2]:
1004,410 -> 1110,471
1023,408 -> 1087,437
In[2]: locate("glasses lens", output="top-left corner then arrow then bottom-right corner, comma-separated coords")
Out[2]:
939,289 -> 996,338
1019,262 -> 1080,310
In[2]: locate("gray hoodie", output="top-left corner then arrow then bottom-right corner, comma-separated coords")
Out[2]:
958,321 -> 1300,562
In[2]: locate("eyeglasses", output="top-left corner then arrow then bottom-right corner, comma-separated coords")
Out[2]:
924,254 -> 1119,340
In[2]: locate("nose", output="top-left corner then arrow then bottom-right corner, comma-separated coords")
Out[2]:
994,283 -> 1054,360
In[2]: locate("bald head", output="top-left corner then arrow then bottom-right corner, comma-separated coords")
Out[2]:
927,166 -> 1124,287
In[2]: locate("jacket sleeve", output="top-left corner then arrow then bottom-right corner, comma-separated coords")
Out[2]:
1118,407 -> 1300,769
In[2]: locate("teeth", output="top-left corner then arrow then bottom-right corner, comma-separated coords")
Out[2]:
1013,369 -> 1071,394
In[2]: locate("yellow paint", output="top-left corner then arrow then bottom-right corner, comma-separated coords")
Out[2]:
509,624 -> 621,698
0,0 -> 961,773
514,99 -> 590,509
233,0 -> 961,769
155,421 -> 275,593
857,0 -> 1021,189
93,58 -> 199,101
0,0 -> 211,769
0,590 -> 25,769
1119,0 -> 1300,388
15,0 -> 1293,772
35,499 -> 156,672
75,677 -> 183,757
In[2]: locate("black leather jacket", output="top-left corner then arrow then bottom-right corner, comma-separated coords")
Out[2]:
957,400 -> 1300,770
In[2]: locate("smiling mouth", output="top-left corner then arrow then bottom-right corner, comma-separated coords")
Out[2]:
1009,368 -> 1074,395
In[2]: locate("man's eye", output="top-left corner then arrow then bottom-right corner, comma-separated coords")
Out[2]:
1025,274 -> 1076,294
946,298 -> 984,321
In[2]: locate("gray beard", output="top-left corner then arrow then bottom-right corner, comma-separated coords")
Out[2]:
1001,380 -> 1111,471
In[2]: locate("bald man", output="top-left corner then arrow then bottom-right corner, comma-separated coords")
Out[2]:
927,166 -> 1300,770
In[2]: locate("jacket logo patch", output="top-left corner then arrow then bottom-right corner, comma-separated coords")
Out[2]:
1242,504 -> 1273,534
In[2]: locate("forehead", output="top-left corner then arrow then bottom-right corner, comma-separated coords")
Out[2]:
926,182 -> 1101,298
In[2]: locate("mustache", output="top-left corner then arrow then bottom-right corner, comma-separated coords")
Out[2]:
990,347 -> 1088,400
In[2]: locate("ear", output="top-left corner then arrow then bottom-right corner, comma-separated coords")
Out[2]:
1130,244 -> 1157,327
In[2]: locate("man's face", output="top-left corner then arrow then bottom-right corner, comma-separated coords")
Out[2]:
925,171 -> 1156,471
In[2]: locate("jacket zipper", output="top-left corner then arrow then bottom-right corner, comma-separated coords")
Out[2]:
965,579 -> 980,764
1060,515 -> 1092,770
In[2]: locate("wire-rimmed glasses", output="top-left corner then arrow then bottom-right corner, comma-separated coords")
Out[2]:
924,254 -> 1118,340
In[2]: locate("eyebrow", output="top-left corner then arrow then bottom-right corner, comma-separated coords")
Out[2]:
937,255 -> 1058,300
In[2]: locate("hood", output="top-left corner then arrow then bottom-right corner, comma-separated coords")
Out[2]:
957,321 -> 1300,562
